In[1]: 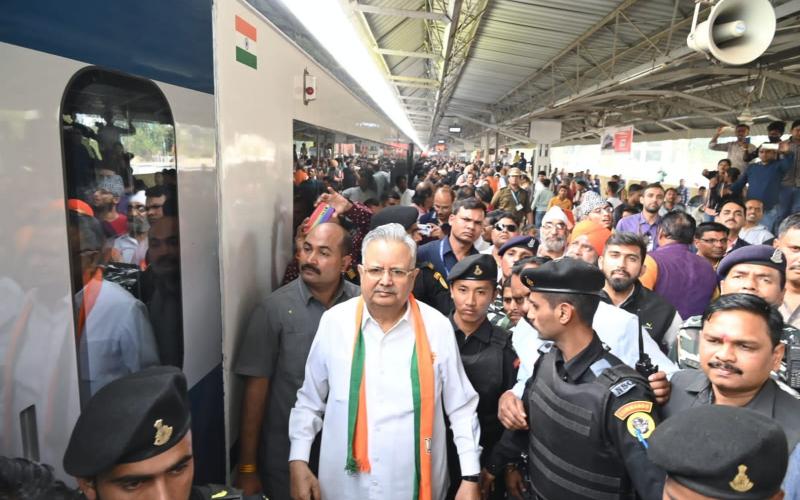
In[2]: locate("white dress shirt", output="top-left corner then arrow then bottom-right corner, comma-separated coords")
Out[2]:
77,280 -> 160,396
289,296 -> 481,500
473,237 -> 491,252
400,188 -> 415,206
740,224 -> 775,245
509,301 -> 678,397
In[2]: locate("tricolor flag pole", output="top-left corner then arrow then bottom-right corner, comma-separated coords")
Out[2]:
235,15 -> 257,69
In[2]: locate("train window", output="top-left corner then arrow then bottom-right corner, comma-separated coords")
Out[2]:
60,68 -> 184,404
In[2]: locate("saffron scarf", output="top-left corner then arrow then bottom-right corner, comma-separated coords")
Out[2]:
345,295 -> 435,500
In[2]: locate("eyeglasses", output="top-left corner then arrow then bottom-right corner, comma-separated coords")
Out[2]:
362,266 -> 415,280
699,238 -> 728,245
129,205 -> 147,213
494,223 -> 518,232
542,222 -> 567,231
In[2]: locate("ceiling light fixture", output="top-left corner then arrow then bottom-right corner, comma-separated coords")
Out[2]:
277,0 -> 423,149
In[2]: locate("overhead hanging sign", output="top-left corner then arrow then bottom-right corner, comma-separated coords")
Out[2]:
600,126 -> 634,153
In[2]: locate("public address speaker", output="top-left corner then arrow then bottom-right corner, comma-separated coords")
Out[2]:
687,0 -> 776,66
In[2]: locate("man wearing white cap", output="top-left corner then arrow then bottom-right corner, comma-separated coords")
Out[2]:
112,190 -> 149,267
538,206 -> 571,260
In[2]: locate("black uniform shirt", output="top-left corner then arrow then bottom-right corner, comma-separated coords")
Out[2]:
493,334 -> 665,499
554,330 -> 606,383
414,262 -> 452,316
451,316 -> 518,389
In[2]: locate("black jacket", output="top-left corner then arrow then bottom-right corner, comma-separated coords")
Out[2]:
600,281 -> 678,353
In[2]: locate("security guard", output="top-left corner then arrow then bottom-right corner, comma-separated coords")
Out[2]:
445,254 -> 518,500
63,367 -> 265,500
649,405 -> 788,500
663,294 -> 800,499
672,245 -> 800,392
370,205 -> 451,315
495,258 -> 665,500
487,235 -> 538,326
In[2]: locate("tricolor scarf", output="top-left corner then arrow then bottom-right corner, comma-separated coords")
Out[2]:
345,295 -> 435,500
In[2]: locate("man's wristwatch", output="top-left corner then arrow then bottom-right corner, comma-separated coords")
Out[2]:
462,474 -> 480,483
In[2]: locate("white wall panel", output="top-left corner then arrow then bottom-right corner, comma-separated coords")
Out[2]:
0,42 -> 82,483
214,0 -> 409,466
0,41 -> 222,481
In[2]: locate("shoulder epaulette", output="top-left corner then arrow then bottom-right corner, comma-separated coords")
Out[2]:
433,270 -> 448,289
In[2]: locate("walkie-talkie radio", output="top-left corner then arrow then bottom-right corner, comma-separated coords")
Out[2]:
635,309 -> 658,378
784,328 -> 800,390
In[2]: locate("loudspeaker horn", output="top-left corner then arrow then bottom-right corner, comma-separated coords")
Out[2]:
687,0 -> 776,66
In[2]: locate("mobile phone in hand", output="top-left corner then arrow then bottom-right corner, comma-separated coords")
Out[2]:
305,203 -> 335,233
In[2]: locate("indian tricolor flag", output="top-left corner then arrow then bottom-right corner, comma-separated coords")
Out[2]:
235,15 -> 257,69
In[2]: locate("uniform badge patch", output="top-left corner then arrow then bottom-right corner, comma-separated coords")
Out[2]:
771,248 -> 784,264
614,400 -> 653,420
153,419 -> 173,446
610,380 -> 636,397
729,464 -> 754,492
474,264 -> 483,276
626,412 -> 655,440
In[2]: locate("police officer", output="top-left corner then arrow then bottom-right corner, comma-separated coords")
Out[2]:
445,254 -> 518,500
673,245 -> 800,391
488,235 -> 538,325
649,405 -> 788,500
495,258 -> 665,500
63,366 -> 264,500
663,294 -> 800,499
369,205 -> 451,315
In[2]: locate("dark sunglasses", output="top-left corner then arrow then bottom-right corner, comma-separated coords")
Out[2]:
494,223 -> 518,232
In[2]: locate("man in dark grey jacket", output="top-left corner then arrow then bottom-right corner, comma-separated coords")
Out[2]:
664,294 -> 800,499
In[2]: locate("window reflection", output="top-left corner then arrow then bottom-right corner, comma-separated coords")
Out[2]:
60,68 -> 183,404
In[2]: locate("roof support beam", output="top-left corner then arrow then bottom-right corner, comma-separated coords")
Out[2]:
503,46 -> 696,125
393,81 -> 440,89
427,0 -> 489,142
375,48 -> 441,59
495,0 -> 644,105
354,2 -> 450,23
389,75 -> 440,85
764,70 -> 800,88
450,112 -> 531,144
400,95 -> 436,102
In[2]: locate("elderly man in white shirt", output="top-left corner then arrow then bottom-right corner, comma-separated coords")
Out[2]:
289,223 -> 482,500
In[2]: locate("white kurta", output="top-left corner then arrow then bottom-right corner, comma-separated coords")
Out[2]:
289,296 -> 481,500
510,301 -> 678,397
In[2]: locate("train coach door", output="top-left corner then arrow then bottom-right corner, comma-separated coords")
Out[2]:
59,68 -> 183,406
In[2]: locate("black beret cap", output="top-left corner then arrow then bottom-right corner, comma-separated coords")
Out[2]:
63,366 -> 191,477
448,254 -> 497,284
370,205 -> 419,230
498,235 -> 539,257
648,405 -> 787,500
717,245 -> 786,280
519,257 -> 604,296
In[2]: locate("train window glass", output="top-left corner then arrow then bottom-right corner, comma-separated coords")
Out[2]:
60,68 -> 184,404
292,119 -> 408,227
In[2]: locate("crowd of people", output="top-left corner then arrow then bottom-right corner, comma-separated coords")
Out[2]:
5,120 -> 800,500
231,119 -> 800,499
61,108 -> 185,398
